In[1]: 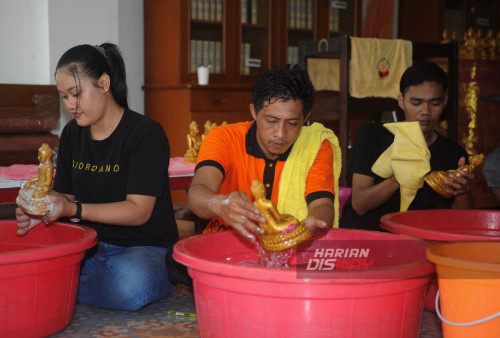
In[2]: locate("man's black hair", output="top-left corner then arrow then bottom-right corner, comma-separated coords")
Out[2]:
251,64 -> 315,117
400,61 -> 448,96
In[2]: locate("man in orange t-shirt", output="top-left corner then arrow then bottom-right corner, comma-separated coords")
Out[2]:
188,65 -> 336,241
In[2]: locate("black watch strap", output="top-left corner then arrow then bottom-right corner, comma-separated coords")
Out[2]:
70,201 -> 82,223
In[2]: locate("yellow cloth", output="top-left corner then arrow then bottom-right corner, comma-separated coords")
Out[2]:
307,58 -> 340,91
306,37 -> 412,99
277,123 -> 342,228
371,121 -> 430,211
350,37 -> 412,98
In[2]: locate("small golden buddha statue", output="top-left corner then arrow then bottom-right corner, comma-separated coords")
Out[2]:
16,143 -> 54,215
184,121 -> 202,164
251,179 -> 312,251
424,154 -> 485,198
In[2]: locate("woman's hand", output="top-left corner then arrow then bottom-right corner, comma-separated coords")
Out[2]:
209,192 -> 265,241
16,207 -> 44,236
16,195 -> 73,236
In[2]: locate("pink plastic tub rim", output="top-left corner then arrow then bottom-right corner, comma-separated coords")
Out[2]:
380,209 -> 500,242
0,221 -> 98,265
174,229 -> 435,284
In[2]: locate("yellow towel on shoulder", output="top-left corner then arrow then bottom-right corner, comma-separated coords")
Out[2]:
371,121 -> 431,211
350,37 -> 412,99
277,123 -> 342,228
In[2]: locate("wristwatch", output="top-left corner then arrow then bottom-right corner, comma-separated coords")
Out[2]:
70,201 -> 82,223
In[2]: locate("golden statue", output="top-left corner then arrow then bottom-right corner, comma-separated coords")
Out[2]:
184,121 -> 202,163
250,179 -> 312,251
16,143 -> 54,215
424,154 -> 485,198
184,120 -> 227,163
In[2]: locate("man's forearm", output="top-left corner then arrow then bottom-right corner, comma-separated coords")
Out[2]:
188,183 -> 222,219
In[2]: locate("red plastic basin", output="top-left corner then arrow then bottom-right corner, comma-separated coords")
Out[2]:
0,221 -> 97,337
174,228 -> 434,338
380,209 -> 500,242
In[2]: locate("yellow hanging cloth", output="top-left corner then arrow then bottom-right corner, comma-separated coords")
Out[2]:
278,123 -> 342,228
371,121 -> 431,211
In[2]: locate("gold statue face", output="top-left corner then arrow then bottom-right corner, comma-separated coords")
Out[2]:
38,143 -> 53,162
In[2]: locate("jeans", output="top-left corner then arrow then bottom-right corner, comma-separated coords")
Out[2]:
77,241 -> 175,311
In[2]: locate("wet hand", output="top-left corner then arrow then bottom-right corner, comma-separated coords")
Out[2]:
302,216 -> 329,237
210,192 -> 265,241
16,207 -> 43,236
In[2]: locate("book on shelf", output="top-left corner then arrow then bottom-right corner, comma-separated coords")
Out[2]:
214,41 -> 222,74
215,0 -> 222,21
251,0 -> 258,24
190,0 -> 198,20
196,40 -> 203,68
242,0 -> 247,24
242,43 -> 251,75
190,40 -> 197,73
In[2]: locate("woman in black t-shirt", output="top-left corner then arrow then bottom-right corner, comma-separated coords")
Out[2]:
16,43 -> 178,311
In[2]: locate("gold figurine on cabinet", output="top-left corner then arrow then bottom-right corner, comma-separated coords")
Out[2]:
184,120 -> 227,163
424,154 -> 484,198
16,143 -> 54,215
250,179 -> 312,252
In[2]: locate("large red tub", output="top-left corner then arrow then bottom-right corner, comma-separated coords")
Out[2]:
0,221 -> 97,337
380,209 -> 500,242
174,228 -> 434,338
380,209 -> 500,312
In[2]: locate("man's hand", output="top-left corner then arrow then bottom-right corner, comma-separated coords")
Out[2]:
302,216 -> 329,237
209,192 -> 265,241
443,156 -> 475,197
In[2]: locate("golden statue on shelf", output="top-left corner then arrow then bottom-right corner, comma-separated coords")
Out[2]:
16,143 -> 54,215
184,120 -> 227,164
250,179 -> 312,252
184,121 -> 202,164
424,154 -> 485,198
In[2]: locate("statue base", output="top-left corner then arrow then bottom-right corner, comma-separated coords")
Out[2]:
16,189 -> 51,216
259,223 -> 313,252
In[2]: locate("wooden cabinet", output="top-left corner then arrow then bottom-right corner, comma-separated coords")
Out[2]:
144,0 -> 362,157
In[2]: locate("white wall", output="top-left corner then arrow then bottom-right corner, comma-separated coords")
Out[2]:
0,0 -> 144,135
0,0 -> 50,84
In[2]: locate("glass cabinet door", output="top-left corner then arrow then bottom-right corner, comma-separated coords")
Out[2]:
189,0 -> 224,75
240,0 -> 269,76
287,0 -> 314,66
329,0 -> 358,36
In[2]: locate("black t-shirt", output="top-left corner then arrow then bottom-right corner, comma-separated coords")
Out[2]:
340,123 -> 468,231
53,109 -> 178,247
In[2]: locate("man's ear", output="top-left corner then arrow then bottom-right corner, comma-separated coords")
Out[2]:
98,73 -> 111,93
304,112 -> 311,124
397,93 -> 404,110
250,103 -> 257,120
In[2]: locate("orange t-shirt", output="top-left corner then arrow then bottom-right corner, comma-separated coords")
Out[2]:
196,121 -> 334,233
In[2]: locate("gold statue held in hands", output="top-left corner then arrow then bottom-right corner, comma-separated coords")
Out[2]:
16,143 -> 54,215
250,179 -> 312,251
424,154 -> 484,198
